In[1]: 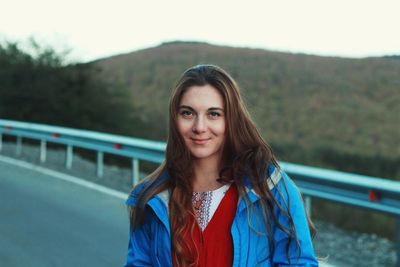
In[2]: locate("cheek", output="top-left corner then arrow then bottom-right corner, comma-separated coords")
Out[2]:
213,121 -> 226,136
176,118 -> 192,136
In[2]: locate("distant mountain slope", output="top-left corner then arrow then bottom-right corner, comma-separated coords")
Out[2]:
94,41 -> 400,179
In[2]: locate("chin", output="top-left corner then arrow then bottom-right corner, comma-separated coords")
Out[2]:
192,153 -> 213,159
189,148 -> 219,160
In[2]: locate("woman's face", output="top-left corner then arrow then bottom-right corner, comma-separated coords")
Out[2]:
177,84 -> 226,162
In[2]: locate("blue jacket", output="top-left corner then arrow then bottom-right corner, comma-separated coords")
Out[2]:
124,165 -> 319,266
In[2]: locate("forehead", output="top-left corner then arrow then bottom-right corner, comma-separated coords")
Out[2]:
179,85 -> 224,108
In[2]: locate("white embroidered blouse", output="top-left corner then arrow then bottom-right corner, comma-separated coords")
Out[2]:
192,183 -> 232,231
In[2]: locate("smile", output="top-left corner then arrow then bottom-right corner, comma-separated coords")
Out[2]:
191,138 -> 211,145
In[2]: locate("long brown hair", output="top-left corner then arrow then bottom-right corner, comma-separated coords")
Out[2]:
129,64 -> 316,266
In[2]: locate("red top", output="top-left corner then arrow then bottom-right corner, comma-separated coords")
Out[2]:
172,184 -> 238,266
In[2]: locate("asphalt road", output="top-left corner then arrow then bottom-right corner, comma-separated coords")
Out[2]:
0,159 -> 130,267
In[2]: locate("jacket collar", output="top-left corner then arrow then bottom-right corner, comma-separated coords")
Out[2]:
238,165 -> 282,213
148,192 -> 170,235
147,164 -> 282,235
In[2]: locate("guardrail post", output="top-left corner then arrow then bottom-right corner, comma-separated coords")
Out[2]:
66,145 -> 73,169
16,136 -> 22,156
97,151 -> 103,177
396,217 -> 400,267
0,133 -> 2,151
304,196 -> 312,218
132,158 -> 139,185
40,140 -> 47,163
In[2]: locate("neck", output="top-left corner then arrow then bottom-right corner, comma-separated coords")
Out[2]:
192,156 -> 224,192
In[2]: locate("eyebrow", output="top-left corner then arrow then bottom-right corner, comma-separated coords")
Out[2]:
179,105 -> 224,112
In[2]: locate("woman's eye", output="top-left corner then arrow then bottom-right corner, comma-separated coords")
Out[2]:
180,110 -> 193,117
208,111 -> 221,118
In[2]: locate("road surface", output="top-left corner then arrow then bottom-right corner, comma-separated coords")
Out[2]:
0,157 -> 130,266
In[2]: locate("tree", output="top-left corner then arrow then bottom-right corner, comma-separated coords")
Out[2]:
0,38 -> 135,135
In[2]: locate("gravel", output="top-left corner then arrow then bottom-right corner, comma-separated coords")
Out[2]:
0,141 -> 397,267
314,221 -> 396,266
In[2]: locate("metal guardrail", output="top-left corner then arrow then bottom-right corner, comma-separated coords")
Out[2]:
1,118 -> 399,266
280,162 -> 400,217
0,119 -> 165,185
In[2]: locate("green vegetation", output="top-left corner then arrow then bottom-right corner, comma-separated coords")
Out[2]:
95,41 -> 400,180
0,39 -> 135,134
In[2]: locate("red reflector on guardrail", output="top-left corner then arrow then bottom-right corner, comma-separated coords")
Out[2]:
114,144 -> 122,150
368,190 -> 380,202
52,133 -> 60,138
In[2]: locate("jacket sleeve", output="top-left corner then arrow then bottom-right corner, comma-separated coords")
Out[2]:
271,170 -> 319,266
124,185 -> 154,267
123,220 -> 153,267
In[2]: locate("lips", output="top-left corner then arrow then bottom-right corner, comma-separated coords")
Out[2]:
191,138 -> 211,145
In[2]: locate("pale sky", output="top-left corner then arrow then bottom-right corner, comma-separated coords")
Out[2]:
1,0 -> 399,62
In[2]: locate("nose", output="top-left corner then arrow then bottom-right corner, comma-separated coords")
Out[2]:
193,116 -> 206,133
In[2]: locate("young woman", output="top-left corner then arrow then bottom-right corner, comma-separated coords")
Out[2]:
124,64 -> 318,266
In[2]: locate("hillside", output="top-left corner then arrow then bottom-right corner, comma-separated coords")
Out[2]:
94,41 -> 400,179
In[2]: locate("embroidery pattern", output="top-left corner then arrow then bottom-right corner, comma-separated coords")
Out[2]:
192,191 -> 212,231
